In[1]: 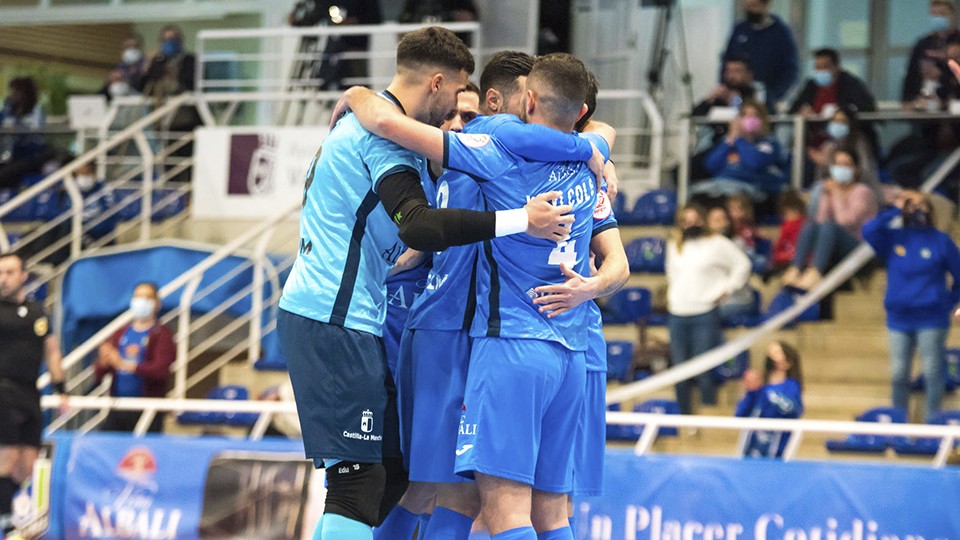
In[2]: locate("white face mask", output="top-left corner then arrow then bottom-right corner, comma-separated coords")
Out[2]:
130,297 -> 156,319
109,82 -> 130,97
122,48 -> 143,65
75,174 -> 96,191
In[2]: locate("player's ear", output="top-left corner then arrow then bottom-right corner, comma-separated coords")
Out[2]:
431,73 -> 444,93
576,103 -> 589,123
525,90 -> 536,117
485,88 -> 502,114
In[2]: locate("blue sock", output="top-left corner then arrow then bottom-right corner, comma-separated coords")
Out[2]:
492,527 -> 537,540
537,526 -> 574,540
374,506 -> 419,540
423,506 -> 474,539
322,513 -> 373,540
417,513 -> 432,540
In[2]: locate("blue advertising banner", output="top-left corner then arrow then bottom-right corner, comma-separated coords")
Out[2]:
575,451 -> 960,540
55,433 -> 311,540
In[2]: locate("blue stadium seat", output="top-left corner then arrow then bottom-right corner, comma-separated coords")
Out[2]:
892,410 -> 960,456
602,287 -> 652,325
254,331 -> 288,371
177,385 -> 259,427
634,399 -> 680,437
751,237 -> 773,275
625,237 -> 666,273
712,350 -> 750,383
32,189 -> 60,221
113,188 -> 142,221
628,189 -> 677,226
605,403 -> 643,441
911,348 -> 960,393
151,188 -> 189,222
722,289 -> 763,328
606,340 -> 634,382
825,407 -> 908,453
0,189 -> 36,222
612,191 -> 628,221
763,285 -> 820,327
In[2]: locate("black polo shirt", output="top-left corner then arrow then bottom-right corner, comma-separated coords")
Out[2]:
0,297 -> 49,387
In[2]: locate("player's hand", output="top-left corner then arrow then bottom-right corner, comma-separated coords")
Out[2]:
603,160 -> 620,202
587,143 -> 606,193
329,87 -> 359,130
524,191 -> 574,241
389,249 -> 427,277
532,263 -> 597,318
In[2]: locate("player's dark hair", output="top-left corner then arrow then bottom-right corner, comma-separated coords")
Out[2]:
464,81 -> 480,96
397,26 -> 475,75
574,70 -> 600,132
813,48 -> 840,67
526,53 -> 590,126
0,252 -> 25,272
479,50 -> 534,101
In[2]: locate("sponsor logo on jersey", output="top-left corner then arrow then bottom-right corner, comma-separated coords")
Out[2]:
458,133 -> 491,148
594,190 -> 612,220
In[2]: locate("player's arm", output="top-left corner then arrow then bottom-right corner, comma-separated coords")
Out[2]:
532,227 -> 629,318
490,118 -> 608,182
45,334 -> 66,395
377,170 -> 573,252
582,119 -> 617,150
342,86 -> 445,163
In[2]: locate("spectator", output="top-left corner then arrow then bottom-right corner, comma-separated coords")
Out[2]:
694,99 -> 786,203
538,0 -> 572,54
770,190 -> 807,275
806,107 -> 878,187
727,193 -> 761,253
140,25 -> 196,99
735,340 -> 804,458
0,77 -> 49,190
693,52 -> 759,117
790,48 -> 877,117
400,0 -> 477,44
0,252 -> 65,534
666,204 -> 752,414
902,0 -> 960,107
862,191 -> 960,423
723,0 -> 799,110
101,34 -> 146,100
94,282 -> 175,433
288,1 -> 383,89
782,147 -> 878,290
705,204 -> 759,321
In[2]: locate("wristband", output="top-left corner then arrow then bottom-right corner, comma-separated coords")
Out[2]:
53,381 -> 66,395
495,208 -> 529,237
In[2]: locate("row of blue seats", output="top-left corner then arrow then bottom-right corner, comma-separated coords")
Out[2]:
601,286 -> 770,329
826,407 -> 960,456
626,235 -> 773,275
606,339 -> 749,384
606,399 -> 681,441
177,384 -> 260,427
0,186 -> 188,223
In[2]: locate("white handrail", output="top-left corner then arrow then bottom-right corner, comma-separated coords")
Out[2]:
196,21 -> 482,40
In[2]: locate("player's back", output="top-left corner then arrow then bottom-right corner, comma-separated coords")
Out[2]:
443,118 -> 608,351
280,102 -> 424,337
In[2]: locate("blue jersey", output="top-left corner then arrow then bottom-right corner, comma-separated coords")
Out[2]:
114,326 -> 149,397
443,120 -> 611,351
280,92 -> 425,336
384,258 -> 430,375
407,114 -> 600,332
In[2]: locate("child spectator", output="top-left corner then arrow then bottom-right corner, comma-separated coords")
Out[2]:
736,340 -> 804,458
770,190 -> 807,274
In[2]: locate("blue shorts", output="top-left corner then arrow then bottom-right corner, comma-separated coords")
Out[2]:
573,370 -> 606,497
396,328 -> 472,483
455,337 -> 586,493
278,309 -> 401,467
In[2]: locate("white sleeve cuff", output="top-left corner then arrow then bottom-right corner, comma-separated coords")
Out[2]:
495,208 -> 528,237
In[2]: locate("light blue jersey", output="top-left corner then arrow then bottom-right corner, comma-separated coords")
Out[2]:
443,119 -> 611,351
280,92 -> 425,336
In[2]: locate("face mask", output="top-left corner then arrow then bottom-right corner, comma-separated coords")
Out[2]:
813,69 -> 833,87
130,297 -> 156,319
109,82 -> 130,98
746,11 -> 765,24
931,15 -> 952,33
741,115 -> 762,134
830,165 -> 854,184
826,121 -> 849,140
161,39 -> 182,58
903,208 -> 931,228
682,225 -> 706,240
122,48 -> 143,65
75,174 -> 96,191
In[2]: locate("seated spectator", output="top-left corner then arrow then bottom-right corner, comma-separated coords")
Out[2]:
705,204 -> 759,321
902,0 -> 960,108
0,77 -> 49,190
693,52 -> 759,117
400,0 -> 477,44
94,282 -> 175,433
862,191 -> 960,424
727,193 -> 761,253
722,0 -> 799,110
769,190 -> 807,275
806,106 -> 878,186
736,340 -> 804,458
782,147 -> 878,290
288,1 -> 383,89
100,34 -> 146,101
667,204 -> 752,415
693,99 -> 786,203
789,48 -> 877,118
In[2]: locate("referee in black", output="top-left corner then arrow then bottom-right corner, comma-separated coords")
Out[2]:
0,252 -> 65,533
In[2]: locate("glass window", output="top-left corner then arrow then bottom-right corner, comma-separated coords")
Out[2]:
805,0 -> 870,49
888,0 -> 934,48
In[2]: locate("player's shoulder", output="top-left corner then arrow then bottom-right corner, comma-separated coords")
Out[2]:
465,113 -> 520,133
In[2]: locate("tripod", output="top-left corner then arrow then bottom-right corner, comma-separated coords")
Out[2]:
643,0 -> 694,110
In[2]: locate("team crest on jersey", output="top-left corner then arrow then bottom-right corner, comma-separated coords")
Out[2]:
458,133 -> 490,148
34,316 -> 48,337
594,190 -> 612,220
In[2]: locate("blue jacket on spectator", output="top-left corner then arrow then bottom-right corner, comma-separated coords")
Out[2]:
724,15 -> 799,109
736,378 -> 803,458
862,208 -> 960,332
0,101 -> 46,163
705,136 -> 785,194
